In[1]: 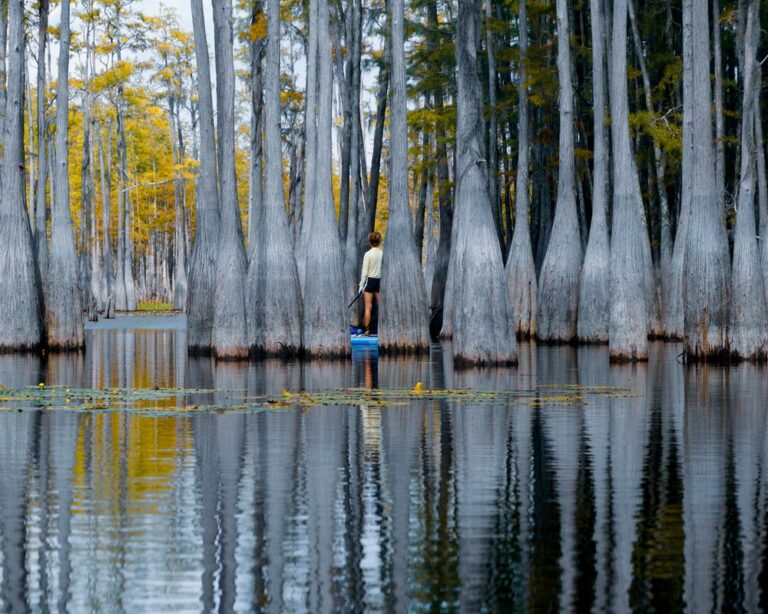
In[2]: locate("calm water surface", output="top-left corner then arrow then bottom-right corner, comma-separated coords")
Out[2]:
1,315 -> 767,612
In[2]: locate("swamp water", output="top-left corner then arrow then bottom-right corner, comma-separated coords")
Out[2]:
0,315 -> 767,612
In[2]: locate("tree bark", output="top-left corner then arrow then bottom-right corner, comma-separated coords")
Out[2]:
427,0 -> 452,337
505,0 -> 538,339
246,0 -> 303,356
666,0 -> 693,339
577,0 -> 610,343
485,0 -> 502,246
682,0 -> 731,359
211,0 -> 249,358
628,0 -> 671,326
301,0 -> 349,357
729,0 -> 766,359
46,0 -> 84,349
248,0 -> 265,253
343,0 -> 362,317
448,0 -> 515,365
0,0 -> 43,350
187,0 -> 222,351
98,119 -> 114,315
755,88 -> 768,298
34,0 -> 49,288
379,0 -> 431,353
535,0 -> 583,342
0,0 -> 7,142
712,0 -> 725,210
607,0 -> 648,361
296,0 -> 320,286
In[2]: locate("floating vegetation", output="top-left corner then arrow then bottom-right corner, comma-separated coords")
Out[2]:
0,382 -> 640,415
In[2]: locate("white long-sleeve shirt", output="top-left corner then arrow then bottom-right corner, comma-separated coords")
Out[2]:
359,247 -> 383,291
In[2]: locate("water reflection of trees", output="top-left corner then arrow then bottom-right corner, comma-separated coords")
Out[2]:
2,332 -> 768,610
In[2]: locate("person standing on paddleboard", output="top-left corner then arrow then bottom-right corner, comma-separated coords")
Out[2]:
359,232 -> 383,335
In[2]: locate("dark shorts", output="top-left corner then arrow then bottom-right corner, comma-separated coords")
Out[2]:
364,278 -> 380,293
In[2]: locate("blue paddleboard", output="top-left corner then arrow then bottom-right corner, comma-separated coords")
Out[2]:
351,335 -> 378,348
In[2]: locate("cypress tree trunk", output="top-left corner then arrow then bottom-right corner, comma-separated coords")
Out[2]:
536,0 -> 583,342
607,0 -> 647,362
0,0 -> 43,350
248,2 -> 264,254
577,0 -> 609,343
98,119 -> 114,316
302,0 -> 349,357
628,0 -> 672,325
187,0 -> 221,351
118,113 -> 137,311
427,0 -> 452,337
379,0 -> 431,353
449,0 -> 515,365
170,101 -> 188,311
45,0 -> 83,349
485,0 -> 502,246
34,0 -> 49,288
343,0 -> 362,312
666,0 -> 693,340
246,0 -> 303,356
357,33 -> 389,261
729,0 -> 766,359
0,0 -> 6,142
211,0 -> 249,358
296,0 -> 319,286
682,0 -> 731,359
713,0 -> 725,209
755,90 -> 768,298
505,0 -> 537,339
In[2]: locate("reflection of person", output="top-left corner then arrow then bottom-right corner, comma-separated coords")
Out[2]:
359,231 -> 383,335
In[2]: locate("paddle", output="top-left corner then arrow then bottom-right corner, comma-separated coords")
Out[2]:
347,290 -> 363,308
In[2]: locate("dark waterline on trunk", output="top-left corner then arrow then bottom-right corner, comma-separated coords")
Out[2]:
0,316 -> 766,611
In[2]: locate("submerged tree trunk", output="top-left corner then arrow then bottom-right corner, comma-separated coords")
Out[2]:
379,0 -> 430,353
302,0 -> 349,357
729,0 -> 766,359
187,0 -> 221,351
246,0 -> 303,356
607,0 -> 647,362
448,0 -> 515,365
0,0 -> 43,350
211,0 -> 249,358
682,0 -> 731,358
505,0 -> 537,339
577,0 -> 610,342
34,0 -> 49,288
535,0 -> 583,342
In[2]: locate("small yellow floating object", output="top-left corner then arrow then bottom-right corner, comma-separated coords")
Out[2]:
412,382 -> 424,393
65,388 -> 71,394
38,383 -> 45,389
65,398 -> 71,404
